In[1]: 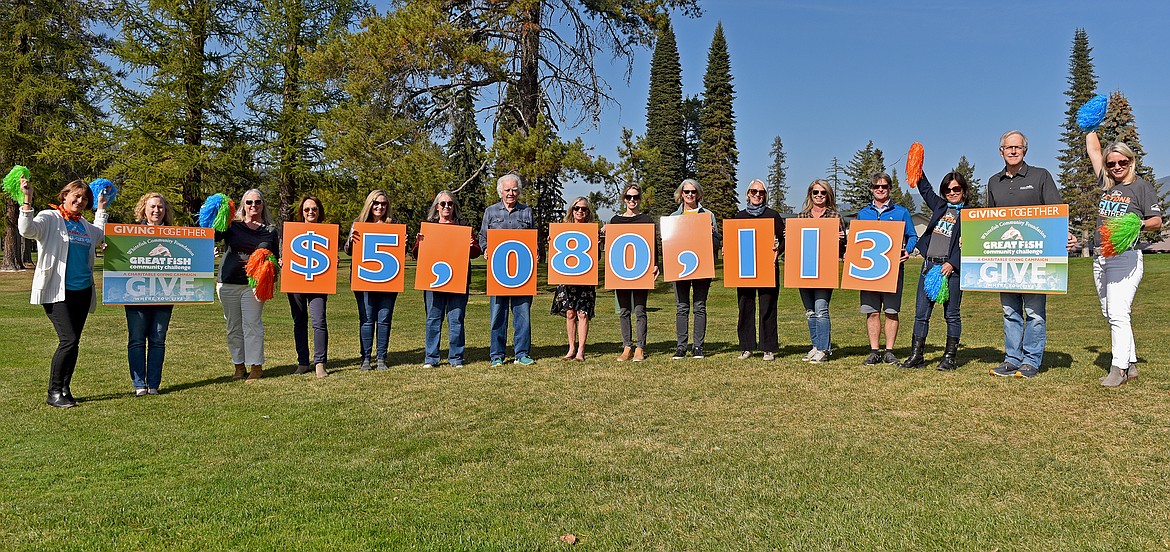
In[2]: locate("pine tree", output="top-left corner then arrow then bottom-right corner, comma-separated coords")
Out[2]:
952,155 -> 984,208
696,22 -> 739,223
644,18 -> 685,217
888,167 -> 914,211
767,136 -> 792,213
680,94 -> 702,181
1096,90 -> 1163,242
1056,28 -> 1100,254
446,89 -> 489,232
825,157 -> 846,195
613,128 -> 658,206
842,141 -> 885,212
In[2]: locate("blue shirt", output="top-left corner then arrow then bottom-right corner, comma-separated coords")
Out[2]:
63,219 -> 94,290
856,201 -> 918,253
478,201 -> 535,249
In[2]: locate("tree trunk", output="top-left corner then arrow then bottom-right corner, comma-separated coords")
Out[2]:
182,3 -> 209,217
2,198 -> 24,271
278,13 -> 304,223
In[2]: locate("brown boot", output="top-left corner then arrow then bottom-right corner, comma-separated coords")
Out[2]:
632,347 -> 646,362
616,347 -> 632,361
315,363 -> 328,379
245,365 -> 263,383
233,363 -> 247,379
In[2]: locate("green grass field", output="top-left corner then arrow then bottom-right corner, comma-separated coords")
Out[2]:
3,255 -> 1169,550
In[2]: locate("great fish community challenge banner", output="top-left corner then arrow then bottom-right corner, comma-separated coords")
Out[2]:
103,224 -> 216,305
960,204 -> 1069,294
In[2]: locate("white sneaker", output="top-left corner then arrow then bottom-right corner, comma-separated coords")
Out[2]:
737,351 -> 752,360
802,348 -> 818,361
422,363 -> 435,369
808,349 -> 828,363
762,352 -> 775,362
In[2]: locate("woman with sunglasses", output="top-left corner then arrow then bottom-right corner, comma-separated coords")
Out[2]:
551,197 -> 598,361
732,180 -> 784,361
414,191 -> 481,368
607,184 -> 659,361
796,180 -> 846,363
216,189 -> 279,382
1085,131 -> 1162,386
18,176 -> 109,407
900,172 -> 967,371
668,179 -> 719,359
287,196 -> 330,378
344,190 -> 397,371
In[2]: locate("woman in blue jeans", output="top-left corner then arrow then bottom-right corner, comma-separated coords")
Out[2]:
796,180 -> 846,363
414,191 -> 481,368
288,196 -> 330,378
344,189 -> 397,371
125,193 -> 176,395
900,172 -> 966,371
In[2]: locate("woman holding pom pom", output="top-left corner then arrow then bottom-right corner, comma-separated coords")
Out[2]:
18,176 -> 109,408
288,196 -> 330,378
216,189 -> 279,382
1086,132 -> 1162,386
344,190 -> 397,371
125,193 -> 177,395
900,170 -> 967,371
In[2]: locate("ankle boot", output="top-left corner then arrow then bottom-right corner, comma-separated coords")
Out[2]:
937,335 -> 960,371
616,347 -> 632,361
46,390 -> 76,408
245,365 -> 263,383
898,335 -> 927,369
1101,365 -> 1127,387
233,363 -> 247,379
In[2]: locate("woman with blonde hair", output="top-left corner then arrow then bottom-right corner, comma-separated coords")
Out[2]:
795,180 -> 846,363
216,188 -> 279,382
126,193 -> 177,395
344,189 -> 397,371
667,179 -> 719,359
1085,132 -> 1162,386
551,196 -> 598,361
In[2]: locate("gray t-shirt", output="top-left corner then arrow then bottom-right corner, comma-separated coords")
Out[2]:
987,163 -> 1062,208
925,206 -> 959,259
1093,177 -> 1162,249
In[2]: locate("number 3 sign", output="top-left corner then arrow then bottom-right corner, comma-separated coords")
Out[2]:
840,220 -> 903,293
350,222 -> 407,292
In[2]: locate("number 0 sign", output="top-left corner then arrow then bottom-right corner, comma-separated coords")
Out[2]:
603,223 -> 656,290
350,222 -> 407,293
486,229 -> 538,296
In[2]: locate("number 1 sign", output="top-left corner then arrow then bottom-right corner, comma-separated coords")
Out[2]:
783,217 -> 840,289
722,218 -> 776,288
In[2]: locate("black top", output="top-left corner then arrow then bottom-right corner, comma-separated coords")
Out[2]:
733,206 -> 785,256
987,162 -> 1061,207
216,221 -> 280,285
913,174 -> 963,269
609,213 -> 654,225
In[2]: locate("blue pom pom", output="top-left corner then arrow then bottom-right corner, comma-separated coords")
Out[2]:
923,264 -> 946,302
88,178 -> 117,209
199,194 -> 225,228
1076,94 -> 1108,131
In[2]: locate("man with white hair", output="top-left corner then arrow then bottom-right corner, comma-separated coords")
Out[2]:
479,174 -> 537,366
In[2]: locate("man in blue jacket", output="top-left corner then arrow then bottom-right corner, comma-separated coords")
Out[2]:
856,172 -> 918,365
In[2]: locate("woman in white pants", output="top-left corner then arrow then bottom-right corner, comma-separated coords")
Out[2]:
216,189 -> 279,382
1086,132 -> 1162,386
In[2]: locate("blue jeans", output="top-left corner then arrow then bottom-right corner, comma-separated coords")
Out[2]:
125,305 -> 173,389
1000,292 -> 1046,367
424,291 -> 468,365
361,291 -> 398,361
799,288 -> 832,352
489,295 -> 532,361
912,260 -> 962,338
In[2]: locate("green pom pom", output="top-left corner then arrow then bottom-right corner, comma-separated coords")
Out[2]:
935,276 -> 950,304
1105,213 -> 1142,256
3,166 -> 30,204
248,276 -> 258,288
213,200 -> 232,232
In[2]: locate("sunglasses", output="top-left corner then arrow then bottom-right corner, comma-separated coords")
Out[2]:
1105,159 -> 1131,169
438,201 -> 454,207
572,206 -> 589,212
747,189 -> 765,196
245,199 -> 263,206
682,189 -> 698,195
302,206 -> 319,212
624,194 -> 641,201
372,201 -> 388,207
945,186 -> 963,194
811,190 -> 828,197
870,184 -> 890,190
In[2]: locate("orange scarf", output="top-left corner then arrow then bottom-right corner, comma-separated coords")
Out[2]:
50,204 -> 82,221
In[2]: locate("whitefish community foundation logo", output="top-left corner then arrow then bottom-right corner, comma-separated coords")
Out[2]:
960,205 -> 1070,294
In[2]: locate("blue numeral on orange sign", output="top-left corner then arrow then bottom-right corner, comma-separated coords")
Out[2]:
491,240 -> 534,288
609,234 -> 651,280
849,229 -> 893,280
357,233 -> 400,283
737,228 -> 756,278
550,231 -> 593,276
800,227 -> 820,279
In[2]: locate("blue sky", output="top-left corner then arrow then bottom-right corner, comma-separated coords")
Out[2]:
555,0 -> 1170,214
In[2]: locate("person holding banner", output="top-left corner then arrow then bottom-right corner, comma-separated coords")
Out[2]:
415,191 -> 481,368
551,197 -> 598,361
18,177 -> 109,408
345,190 -> 397,371
217,189 -> 279,382
900,173 -> 967,371
125,193 -> 177,395
733,180 -> 784,361
1086,132 -> 1162,386
857,172 -> 917,366
287,196 -> 330,378
987,130 -> 1077,379
796,180 -> 846,363
668,179 -> 719,360
479,174 -> 537,367
607,184 -> 658,362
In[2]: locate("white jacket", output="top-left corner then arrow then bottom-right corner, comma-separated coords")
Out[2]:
18,208 -> 108,310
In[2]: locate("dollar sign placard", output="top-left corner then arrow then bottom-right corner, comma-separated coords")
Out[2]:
281,222 -> 339,294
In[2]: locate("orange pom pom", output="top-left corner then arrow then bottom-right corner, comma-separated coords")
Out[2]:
906,142 -> 924,188
245,248 -> 278,301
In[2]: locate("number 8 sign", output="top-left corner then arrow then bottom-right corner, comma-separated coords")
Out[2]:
547,223 -> 598,285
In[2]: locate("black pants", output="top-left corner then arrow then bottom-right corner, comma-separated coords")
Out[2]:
43,287 -> 92,394
737,285 -> 779,352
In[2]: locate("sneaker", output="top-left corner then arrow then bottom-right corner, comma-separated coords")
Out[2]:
863,351 -> 882,365
376,359 -> 389,371
762,352 -> 775,362
422,363 -> 435,369
801,348 -> 817,361
632,347 -> 646,362
881,351 -> 898,364
672,347 -> 688,360
489,358 -> 504,367
360,359 -> 373,371
737,351 -> 751,361
134,388 -> 148,397
989,362 -> 1018,377
515,355 -> 536,366
808,349 -> 828,363
1014,364 -> 1040,378
449,362 -> 464,369
692,346 -> 704,359
147,388 -> 160,395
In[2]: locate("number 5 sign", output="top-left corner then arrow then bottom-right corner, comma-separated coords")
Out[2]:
350,222 -> 407,292
547,223 -> 598,285
661,214 -> 715,282
486,229 -> 538,296
840,220 -> 903,293
281,222 -> 339,294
